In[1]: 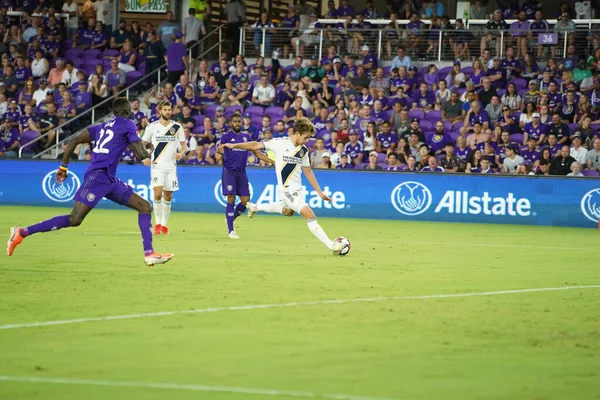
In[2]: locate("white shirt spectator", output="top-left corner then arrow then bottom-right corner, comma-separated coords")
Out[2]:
95,0 -> 111,25
252,83 -> 275,103
0,100 -> 8,115
33,86 -> 53,105
503,154 -> 525,172
31,58 -> 49,78
180,136 -> 197,156
391,55 -> 411,70
62,0 -> 79,30
62,67 -> 80,86
570,146 -> 588,165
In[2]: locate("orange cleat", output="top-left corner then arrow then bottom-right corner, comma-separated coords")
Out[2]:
7,226 -> 24,256
160,225 -> 169,235
153,224 -> 162,235
144,252 -> 174,266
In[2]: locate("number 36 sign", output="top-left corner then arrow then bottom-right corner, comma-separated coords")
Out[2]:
538,33 -> 558,45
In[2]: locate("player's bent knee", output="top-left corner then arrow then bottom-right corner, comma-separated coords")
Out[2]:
140,201 -> 153,214
283,207 -> 294,217
68,215 -> 84,227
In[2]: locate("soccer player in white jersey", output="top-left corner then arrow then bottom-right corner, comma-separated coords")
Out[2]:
220,117 -> 344,253
141,100 -> 186,235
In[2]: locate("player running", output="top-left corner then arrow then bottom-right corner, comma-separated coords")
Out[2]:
217,113 -> 273,239
7,97 -> 174,266
141,100 -> 186,235
219,117 -> 344,253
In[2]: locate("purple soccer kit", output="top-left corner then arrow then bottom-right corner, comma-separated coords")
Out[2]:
220,130 -> 253,233
21,116 -> 156,255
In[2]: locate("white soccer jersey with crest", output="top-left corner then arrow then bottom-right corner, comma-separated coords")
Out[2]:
263,137 -> 310,191
141,120 -> 185,170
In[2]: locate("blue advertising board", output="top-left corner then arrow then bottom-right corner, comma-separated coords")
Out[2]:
1,160 -> 600,228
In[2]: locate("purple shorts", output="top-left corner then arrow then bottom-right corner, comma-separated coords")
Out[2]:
74,169 -> 134,208
221,168 -> 250,197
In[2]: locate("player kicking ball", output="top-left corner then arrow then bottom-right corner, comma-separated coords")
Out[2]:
219,117 -> 344,253
141,100 -> 186,235
217,113 -> 273,239
7,98 -> 174,266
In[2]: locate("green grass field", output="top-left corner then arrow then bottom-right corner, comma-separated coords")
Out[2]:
1,205 -> 599,400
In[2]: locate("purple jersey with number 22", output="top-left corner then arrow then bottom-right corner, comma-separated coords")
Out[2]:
74,116 -> 141,208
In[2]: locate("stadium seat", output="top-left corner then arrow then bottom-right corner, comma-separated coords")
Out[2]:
510,133 -> 524,143
377,153 -> 386,163
65,48 -> 83,59
19,130 -> 39,153
582,170 -> 599,177
408,109 -> 424,121
193,125 -> 205,134
249,75 -> 260,86
355,162 -> 368,169
126,71 -> 143,86
251,116 -> 263,127
102,49 -> 119,58
436,154 -> 445,162
512,78 -> 527,91
382,66 -> 391,76
497,89 -> 506,98
513,111 -> 522,121
448,130 -> 460,141
83,48 -> 101,58
225,105 -> 243,118
462,67 -> 473,76
265,106 -> 283,119
444,120 -> 453,132
246,105 -> 264,116
192,114 -> 205,125
72,58 -> 84,69
438,66 -> 452,77
568,123 -> 578,133
420,120 -> 433,131
205,104 -> 220,118
425,110 -> 442,121
592,124 -> 600,131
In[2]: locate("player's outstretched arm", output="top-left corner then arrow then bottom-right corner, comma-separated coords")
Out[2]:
252,150 -> 274,165
302,166 -> 332,202
219,141 -> 265,152
56,129 -> 91,183
131,141 -> 152,166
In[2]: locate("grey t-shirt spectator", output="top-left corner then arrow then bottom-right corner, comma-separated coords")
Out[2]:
485,102 -> 502,124
184,15 -> 203,43
157,21 -> 181,48
442,100 -> 463,119
586,149 -> 600,169
503,154 -> 524,172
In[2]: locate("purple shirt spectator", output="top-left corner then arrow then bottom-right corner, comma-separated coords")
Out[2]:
469,110 -> 490,126
376,132 -> 397,149
337,5 -> 356,17
411,90 -> 435,109
455,146 -> 472,162
166,42 -> 187,72
371,110 -> 388,125
0,127 -> 19,151
106,70 -> 126,89
523,122 -> 547,140
344,141 -> 364,161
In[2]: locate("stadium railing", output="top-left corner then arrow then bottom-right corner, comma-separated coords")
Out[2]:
18,23 -> 227,160
240,19 -> 600,62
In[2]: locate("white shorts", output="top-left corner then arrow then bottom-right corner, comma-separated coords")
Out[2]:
281,188 -> 307,214
150,168 -> 179,192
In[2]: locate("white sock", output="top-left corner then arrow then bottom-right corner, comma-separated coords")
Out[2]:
307,219 -> 333,250
257,202 -> 284,214
152,200 -> 162,226
161,201 -> 171,226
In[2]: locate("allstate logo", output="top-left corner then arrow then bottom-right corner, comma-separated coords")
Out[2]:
42,170 -> 81,203
214,180 -> 254,207
580,188 -> 600,223
390,181 -> 432,216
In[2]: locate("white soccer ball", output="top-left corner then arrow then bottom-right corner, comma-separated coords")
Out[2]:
334,237 -> 351,256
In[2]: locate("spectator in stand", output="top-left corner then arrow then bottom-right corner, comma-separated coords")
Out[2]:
61,60 -> 79,87
88,73 -> 108,106
586,138 -> 600,172
62,0 -> 79,38
384,15 -> 403,61
481,10 -> 508,58
502,144 -> 524,174
2,65 -> 17,98
422,156 -> 445,172
157,11 -> 180,49
363,151 -> 383,170
43,31 -> 61,60
567,161 -> 584,177
440,142 -> 460,172
252,74 -> 275,109
253,11 -> 276,57
485,95 -> 503,125
15,57 -> 32,87
461,100 -> 489,135
405,13 -> 425,59
183,8 -> 205,60
33,78 -> 51,106
75,81 -> 92,113
143,30 -> 165,87
114,39 -> 137,73
73,17 -> 95,49
508,11 -> 530,59
90,21 -> 109,50
38,102 -> 59,149
165,31 -> 187,86
553,11 -> 575,58
105,59 -> 126,97
337,0 -> 355,17
110,19 -> 132,50
550,145 -> 577,175
570,135 -> 588,165
0,116 -> 19,158
442,90 -> 464,127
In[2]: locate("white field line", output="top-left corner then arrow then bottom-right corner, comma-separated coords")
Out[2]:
55,233 -> 600,252
1,285 -> 598,331
0,375 -> 404,400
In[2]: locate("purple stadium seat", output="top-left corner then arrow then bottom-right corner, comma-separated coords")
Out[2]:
583,169 -> 600,177
84,59 -> 99,69
306,138 -> 316,148
19,130 -> 40,153
193,125 -> 205,134
249,75 -> 260,86
84,66 -> 96,76
420,120 -> 433,131
444,120 -> 453,132
457,88 -> 466,97
126,71 -> 143,86
568,123 -> 578,133
513,78 -> 527,91
425,110 -> 442,121
251,116 -> 263,127
82,53 -> 100,61
383,66 -> 391,76
72,58 -> 84,69
377,153 -> 386,163
448,130 -> 460,141
102,49 -> 119,58
438,66 -> 452,77
436,154 -> 445,162
592,124 -> 600,131
510,133 -> 524,143
65,48 -> 83,59
462,67 -> 473,76
356,162 -> 368,169
205,104 -> 220,118
208,147 -> 217,157
512,111 -> 522,121
497,89 -> 506,98
138,62 -> 146,72
192,114 -> 205,125
408,109 -> 424,121
225,105 -> 243,118
83,48 -> 101,58
246,105 -> 264,116
265,106 -> 283,118
451,122 -> 462,133
378,163 -> 387,169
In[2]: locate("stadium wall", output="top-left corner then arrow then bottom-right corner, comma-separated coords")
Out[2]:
2,160 -> 600,229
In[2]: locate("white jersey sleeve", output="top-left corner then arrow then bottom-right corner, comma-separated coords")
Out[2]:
265,138 -> 308,190
147,120 -> 182,169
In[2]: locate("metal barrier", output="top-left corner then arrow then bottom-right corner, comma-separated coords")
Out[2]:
18,24 -> 226,159
240,19 -> 600,62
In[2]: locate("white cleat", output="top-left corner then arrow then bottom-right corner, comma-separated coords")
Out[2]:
246,202 -> 257,219
228,231 -> 240,239
331,240 -> 345,254
144,252 -> 175,266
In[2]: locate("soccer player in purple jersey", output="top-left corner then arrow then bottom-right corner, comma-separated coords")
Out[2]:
217,113 -> 273,239
7,98 -> 174,266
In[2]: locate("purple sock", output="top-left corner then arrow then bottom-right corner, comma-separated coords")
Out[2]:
138,213 -> 154,256
233,203 -> 247,220
23,215 -> 70,237
226,203 -> 235,233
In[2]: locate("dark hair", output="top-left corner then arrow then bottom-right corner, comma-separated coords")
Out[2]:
112,97 -> 131,117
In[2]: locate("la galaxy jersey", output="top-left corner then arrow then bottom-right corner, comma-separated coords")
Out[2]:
141,120 -> 185,169
87,116 -> 141,178
263,138 -> 309,191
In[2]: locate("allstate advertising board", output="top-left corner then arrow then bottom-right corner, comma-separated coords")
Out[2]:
1,160 -> 599,228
